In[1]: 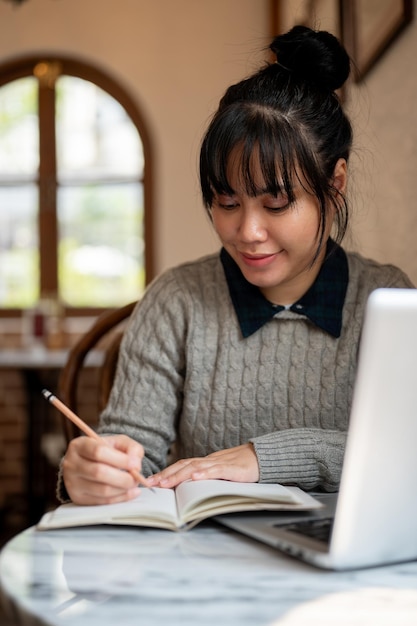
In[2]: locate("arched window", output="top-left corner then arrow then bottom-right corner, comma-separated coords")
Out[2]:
0,55 -> 153,317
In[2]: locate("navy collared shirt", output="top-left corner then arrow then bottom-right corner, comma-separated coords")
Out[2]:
220,240 -> 349,338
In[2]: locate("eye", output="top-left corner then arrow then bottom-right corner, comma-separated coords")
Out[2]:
263,194 -> 290,213
264,203 -> 290,213
214,194 -> 239,210
219,202 -> 239,210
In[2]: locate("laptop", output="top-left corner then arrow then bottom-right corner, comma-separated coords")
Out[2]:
216,288 -> 417,570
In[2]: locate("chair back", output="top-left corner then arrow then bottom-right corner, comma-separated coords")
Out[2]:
58,301 -> 137,443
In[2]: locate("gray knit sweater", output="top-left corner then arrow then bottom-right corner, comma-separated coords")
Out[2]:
98,249 -> 413,492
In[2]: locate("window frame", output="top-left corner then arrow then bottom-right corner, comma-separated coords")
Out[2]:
0,54 -> 154,317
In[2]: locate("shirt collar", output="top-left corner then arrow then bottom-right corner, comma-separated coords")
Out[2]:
220,240 -> 348,339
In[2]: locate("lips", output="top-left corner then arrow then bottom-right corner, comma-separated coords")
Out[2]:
239,251 -> 279,268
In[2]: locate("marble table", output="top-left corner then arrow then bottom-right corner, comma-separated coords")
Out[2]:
1,522 -> 417,626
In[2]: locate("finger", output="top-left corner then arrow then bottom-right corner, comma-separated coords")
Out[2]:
149,453 -> 243,487
108,434 -> 145,460
147,458 -> 194,485
98,437 -> 152,489
158,459 -> 219,488
63,453 -> 142,500
73,436 -> 141,475
159,450 -> 258,485
69,480 -> 141,506
63,447 -> 139,492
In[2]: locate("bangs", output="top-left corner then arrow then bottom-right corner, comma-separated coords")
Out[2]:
200,104 -> 300,206
199,101 -> 347,258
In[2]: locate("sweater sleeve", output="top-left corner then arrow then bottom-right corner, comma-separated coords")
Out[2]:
56,270 -> 188,502
249,261 -> 414,492
98,270 -> 189,476
250,428 -> 346,491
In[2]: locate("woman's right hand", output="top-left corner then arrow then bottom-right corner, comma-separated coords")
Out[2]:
62,434 -> 147,505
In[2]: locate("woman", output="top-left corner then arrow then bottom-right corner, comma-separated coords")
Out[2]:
60,26 -> 413,505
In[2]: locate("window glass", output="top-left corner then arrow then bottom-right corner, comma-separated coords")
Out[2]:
56,76 -> 144,181
58,183 -> 144,306
0,185 -> 39,307
0,77 -> 38,177
0,77 -> 39,308
55,75 -> 145,306
0,66 -> 148,312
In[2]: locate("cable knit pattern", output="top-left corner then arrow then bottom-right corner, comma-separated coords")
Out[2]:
96,250 -> 413,493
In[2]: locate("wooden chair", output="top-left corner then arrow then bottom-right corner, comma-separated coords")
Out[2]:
58,300 -> 137,444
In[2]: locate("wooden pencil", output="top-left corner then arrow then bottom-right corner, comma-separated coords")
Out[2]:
42,388 -> 152,490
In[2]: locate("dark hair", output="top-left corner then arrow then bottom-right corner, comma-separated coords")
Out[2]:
199,25 -> 353,257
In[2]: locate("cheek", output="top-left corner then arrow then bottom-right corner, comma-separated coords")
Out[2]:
289,204 -> 322,240
211,211 -> 231,239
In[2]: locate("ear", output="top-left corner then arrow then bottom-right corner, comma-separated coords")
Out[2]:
332,158 -> 347,194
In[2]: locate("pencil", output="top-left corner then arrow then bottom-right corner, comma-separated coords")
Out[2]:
42,388 -> 153,491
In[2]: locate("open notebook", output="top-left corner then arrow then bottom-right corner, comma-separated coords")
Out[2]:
37,480 -> 321,532
217,288 -> 417,570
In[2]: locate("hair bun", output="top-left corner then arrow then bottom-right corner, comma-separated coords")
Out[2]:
270,25 -> 350,92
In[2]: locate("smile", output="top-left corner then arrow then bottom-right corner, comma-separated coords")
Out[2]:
239,251 -> 280,268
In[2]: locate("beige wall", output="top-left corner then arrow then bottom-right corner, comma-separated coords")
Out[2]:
347,9 -> 417,285
0,0 -> 416,284
0,0 -> 269,276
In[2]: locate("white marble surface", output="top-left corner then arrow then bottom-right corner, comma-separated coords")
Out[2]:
1,523 -> 417,626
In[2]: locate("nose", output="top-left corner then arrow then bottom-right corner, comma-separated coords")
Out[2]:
237,205 -> 268,243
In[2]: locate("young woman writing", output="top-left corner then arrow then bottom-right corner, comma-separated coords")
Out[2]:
59,26 -> 413,506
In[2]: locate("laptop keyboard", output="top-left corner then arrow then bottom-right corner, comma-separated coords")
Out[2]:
278,517 -> 334,543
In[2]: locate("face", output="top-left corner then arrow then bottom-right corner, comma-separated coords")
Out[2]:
211,153 -> 346,305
